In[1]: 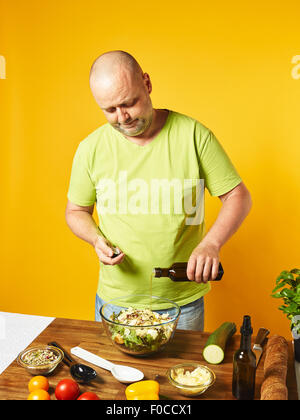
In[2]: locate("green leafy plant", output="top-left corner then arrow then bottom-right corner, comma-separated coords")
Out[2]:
271,269 -> 300,334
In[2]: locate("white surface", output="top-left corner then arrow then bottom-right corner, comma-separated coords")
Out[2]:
0,312 -> 55,375
0,312 -> 299,398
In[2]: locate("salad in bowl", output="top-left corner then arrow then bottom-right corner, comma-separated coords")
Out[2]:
100,294 -> 181,356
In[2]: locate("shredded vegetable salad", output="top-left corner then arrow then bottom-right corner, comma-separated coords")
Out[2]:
108,307 -> 175,353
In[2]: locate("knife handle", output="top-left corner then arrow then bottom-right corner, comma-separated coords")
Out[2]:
254,328 -> 270,346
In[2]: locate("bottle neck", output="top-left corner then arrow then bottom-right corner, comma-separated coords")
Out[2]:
153,268 -> 170,278
240,333 -> 252,350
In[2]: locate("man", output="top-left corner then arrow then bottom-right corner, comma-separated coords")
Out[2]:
66,50 -> 252,330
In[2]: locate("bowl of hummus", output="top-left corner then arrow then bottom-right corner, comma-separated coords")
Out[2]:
166,363 -> 216,396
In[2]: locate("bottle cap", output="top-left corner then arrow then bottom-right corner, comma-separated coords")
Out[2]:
153,268 -> 162,277
111,246 -> 121,258
240,315 -> 253,335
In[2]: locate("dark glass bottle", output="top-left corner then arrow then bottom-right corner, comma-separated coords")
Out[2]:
153,262 -> 224,281
232,315 -> 256,400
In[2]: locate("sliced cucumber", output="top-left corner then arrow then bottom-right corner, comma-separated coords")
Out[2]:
203,322 -> 236,364
203,344 -> 224,364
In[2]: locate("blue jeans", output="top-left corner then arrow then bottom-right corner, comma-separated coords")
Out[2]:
95,294 -> 204,331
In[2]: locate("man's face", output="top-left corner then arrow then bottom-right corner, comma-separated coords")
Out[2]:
92,71 -> 153,137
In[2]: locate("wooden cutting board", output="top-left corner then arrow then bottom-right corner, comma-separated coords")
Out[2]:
0,317 -> 298,400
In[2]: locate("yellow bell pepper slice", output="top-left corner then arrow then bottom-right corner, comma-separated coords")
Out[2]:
125,380 -> 160,400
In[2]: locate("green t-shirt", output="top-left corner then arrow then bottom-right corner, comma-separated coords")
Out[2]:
67,110 -> 242,309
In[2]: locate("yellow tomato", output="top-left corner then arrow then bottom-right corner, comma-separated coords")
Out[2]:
28,376 -> 49,392
27,389 -> 51,400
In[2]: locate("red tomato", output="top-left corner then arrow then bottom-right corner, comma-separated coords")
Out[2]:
55,379 -> 80,400
77,392 -> 100,400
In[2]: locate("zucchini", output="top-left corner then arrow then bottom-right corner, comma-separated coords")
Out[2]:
203,322 -> 236,364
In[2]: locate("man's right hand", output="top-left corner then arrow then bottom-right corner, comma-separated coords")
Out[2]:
94,236 -> 125,265
65,200 -> 125,265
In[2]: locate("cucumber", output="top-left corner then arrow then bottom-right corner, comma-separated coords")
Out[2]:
203,322 -> 236,364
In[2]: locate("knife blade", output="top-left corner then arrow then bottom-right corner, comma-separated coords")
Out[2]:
252,328 -> 270,367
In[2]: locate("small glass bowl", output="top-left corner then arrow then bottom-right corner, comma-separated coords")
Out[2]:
17,345 -> 64,375
166,363 -> 216,397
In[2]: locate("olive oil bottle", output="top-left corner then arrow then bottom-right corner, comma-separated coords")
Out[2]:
153,262 -> 224,281
232,315 -> 256,400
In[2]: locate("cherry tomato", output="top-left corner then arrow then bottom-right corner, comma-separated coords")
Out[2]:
28,376 -> 49,392
55,379 -> 80,400
77,392 -> 100,400
27,389 -> 51,400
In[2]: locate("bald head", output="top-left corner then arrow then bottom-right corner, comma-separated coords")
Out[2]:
89,50 -> 144,91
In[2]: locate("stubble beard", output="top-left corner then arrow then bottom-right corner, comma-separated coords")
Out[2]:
113,110 -> 153,137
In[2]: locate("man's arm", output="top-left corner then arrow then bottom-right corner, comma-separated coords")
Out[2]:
187,182 -> 252,282
65,200 -> 125,265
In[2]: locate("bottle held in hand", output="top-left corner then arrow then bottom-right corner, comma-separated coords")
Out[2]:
153,262 -> 224,281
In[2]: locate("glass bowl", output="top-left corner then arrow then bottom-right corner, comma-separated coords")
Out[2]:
17,345 -> 64,375
166,363 -> 216,397
100,294 -> 181,356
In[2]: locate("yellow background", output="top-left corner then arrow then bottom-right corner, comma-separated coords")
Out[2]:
1,0 -> 299,339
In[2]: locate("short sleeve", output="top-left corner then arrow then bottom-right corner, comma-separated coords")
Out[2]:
67,141 -> 96,206
198,130 -> 242,197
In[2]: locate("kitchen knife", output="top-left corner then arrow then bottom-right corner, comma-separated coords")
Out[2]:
252,328 -> 270,367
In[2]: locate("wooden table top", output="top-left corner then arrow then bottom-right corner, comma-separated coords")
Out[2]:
0,317 -> 297,400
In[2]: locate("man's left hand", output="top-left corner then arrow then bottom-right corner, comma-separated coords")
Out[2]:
187,242 -> 220,283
